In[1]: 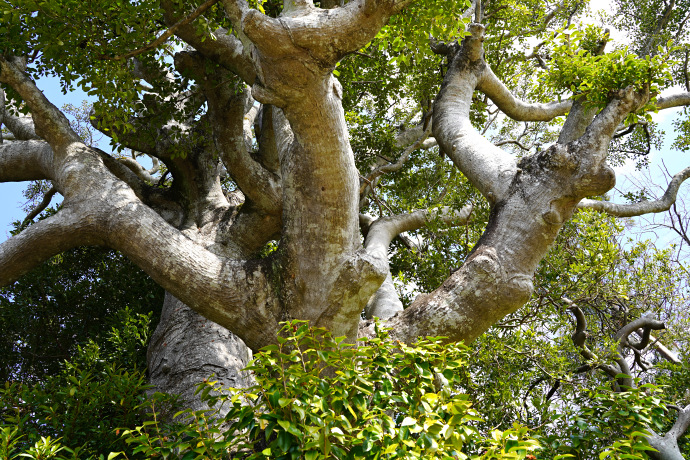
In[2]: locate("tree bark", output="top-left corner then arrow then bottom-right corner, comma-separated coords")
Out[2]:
148,294 -> 254,412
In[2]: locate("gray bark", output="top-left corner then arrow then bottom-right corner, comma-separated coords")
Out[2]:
148,294 -> 253,412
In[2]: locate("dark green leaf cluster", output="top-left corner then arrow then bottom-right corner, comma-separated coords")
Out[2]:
0,238 -> 163,382
0,306 -> 166,460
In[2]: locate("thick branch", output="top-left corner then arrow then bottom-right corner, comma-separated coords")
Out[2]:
0,206 -> 101,286
478,66 -> 571,121
578,167 -> 690,217
178,51 -> 282,215
433,24 -> 517,202
669,405 -> 690,441
656,92 -> 690,109
2,113 -> 40,141
0,140 -> 54,182
614,315 -> 665,347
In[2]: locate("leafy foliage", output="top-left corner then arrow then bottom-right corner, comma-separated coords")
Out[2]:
0,307 -> 165,460
114,321 -> 542,459
539,24 -> 676,118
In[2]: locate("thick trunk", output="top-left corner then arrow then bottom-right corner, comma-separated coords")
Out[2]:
148,293 -> 253,411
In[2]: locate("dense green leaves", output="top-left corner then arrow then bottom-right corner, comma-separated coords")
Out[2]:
114,321 -> 543,459
0,238 -> 163,382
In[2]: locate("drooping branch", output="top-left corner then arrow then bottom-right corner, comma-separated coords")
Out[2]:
578,166 -> 690,217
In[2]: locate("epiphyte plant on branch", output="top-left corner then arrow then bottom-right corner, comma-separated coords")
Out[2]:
1,0 -> 690,457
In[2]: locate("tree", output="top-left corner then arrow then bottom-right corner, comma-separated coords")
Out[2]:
1,0 -> 690,456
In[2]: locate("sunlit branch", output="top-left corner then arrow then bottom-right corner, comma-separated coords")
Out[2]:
578,166 -> 690,217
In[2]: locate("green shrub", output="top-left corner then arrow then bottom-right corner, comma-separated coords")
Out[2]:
115,321 -> 541,459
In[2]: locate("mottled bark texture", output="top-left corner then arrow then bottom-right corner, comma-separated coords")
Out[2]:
148,294 -> 254,411
2,0 -> 690,421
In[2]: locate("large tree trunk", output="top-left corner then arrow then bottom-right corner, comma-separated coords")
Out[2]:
147,293 -> 254,412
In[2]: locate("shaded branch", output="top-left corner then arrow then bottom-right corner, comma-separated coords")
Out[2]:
23,186 -> 57,223
564,299 -> 621,380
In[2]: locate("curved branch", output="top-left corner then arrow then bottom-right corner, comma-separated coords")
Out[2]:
0,206 -> 101,286
669,404 -> 690,441
614,315 -> 665,345
180,52 -> 281,214
433,24 -> 517,202
119,157 -> 157,183
578,167 -> 690,217
364,205 -> 473,259
565,300 -> 621,380
363,205 -> 472,320
478,66 -> 571,121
